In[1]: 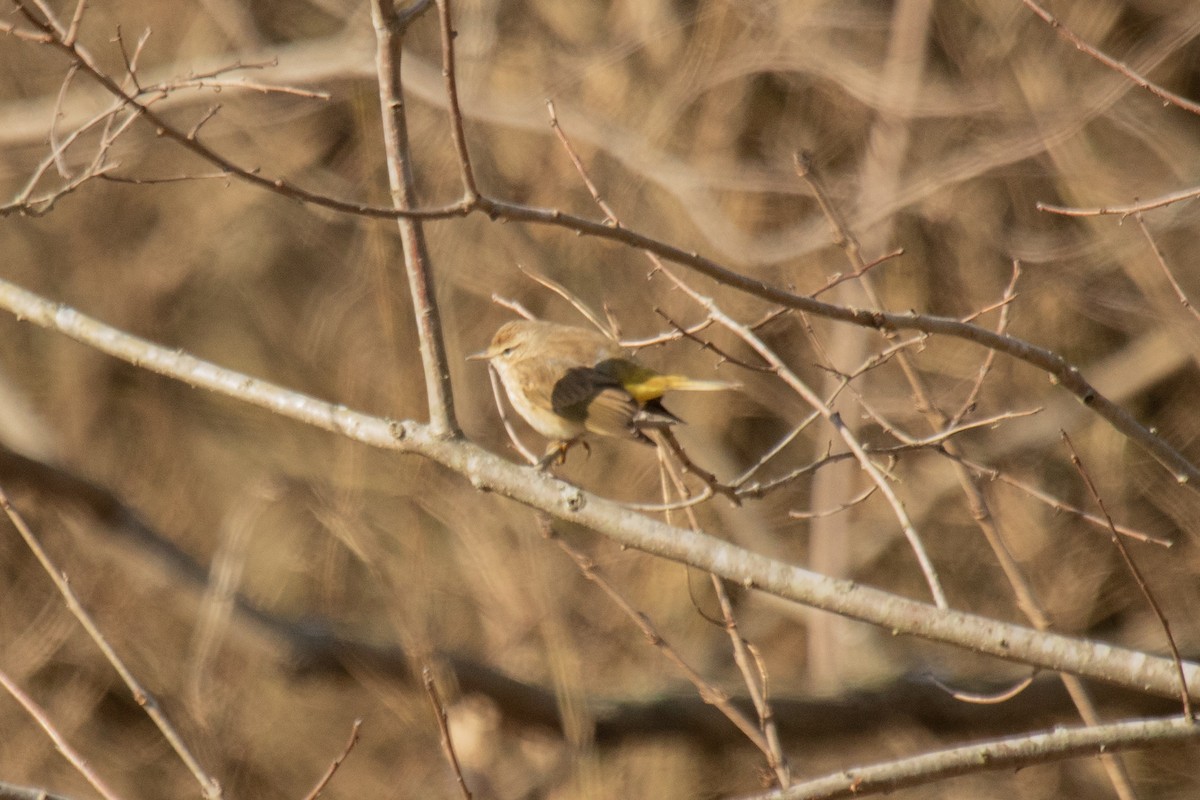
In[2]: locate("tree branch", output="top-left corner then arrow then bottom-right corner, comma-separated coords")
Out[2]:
0,275 -> 1197,703
742,715 -> 1199,800
369,0 -> 459,436
5,0 -> 1196,485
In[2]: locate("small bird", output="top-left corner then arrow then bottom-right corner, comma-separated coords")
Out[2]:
468,319 -> 737,465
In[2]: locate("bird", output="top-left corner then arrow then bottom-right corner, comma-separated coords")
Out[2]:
468,319 -> 737,465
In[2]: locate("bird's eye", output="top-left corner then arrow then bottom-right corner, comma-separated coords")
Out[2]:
502,346 -> 515,356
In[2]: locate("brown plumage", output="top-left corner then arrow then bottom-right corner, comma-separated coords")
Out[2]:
469,319 -> 737,460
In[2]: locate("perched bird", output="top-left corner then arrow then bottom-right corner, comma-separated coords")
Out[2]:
468,319 -> 737,464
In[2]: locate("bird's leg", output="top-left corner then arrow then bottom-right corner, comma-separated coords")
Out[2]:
537,437 -> 584,470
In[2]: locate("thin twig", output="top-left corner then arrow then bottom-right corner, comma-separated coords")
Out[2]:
102,170 -> 231,186
622,486 -> 714,512
423,668 -> 473,800
949,261 -> 1020,427
156,78 -> 331,98
112,25 -> 143,92
1135,214 -> 1200,325
1021,0 -> 1200,117
788,485 -> 877,520
949,454 -> 1170,547
435,0 -> 478,200
620,317 -> 714,348
0,486 -> 224,799
0,667 -> 126,800
1039,184 -> 1200,217
710,570 -> 792,788
489,293 -> 536,321
729,413 -> 823,489
515,264 -> 612,335
62,0 -> 87,45
299,719 -> 363,800
27,0 -> 65,35
927,673 -> 1035,705
547,99 -> 613,219
537,517 -> 781,774
49,62 -> 79,177
0,780 -> 80,800
809,249 -> 905,298
653,307 -> 773,373
650,428 -> 740,505
485,363 -> 540,465
1061,432 -> 1193,720
654,453 -> 792,786
0,18 -> 54,41
186,104 -> 220,139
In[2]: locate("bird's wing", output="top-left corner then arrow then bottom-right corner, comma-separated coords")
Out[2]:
550,366 -> 640,436
581,387 -> 642,438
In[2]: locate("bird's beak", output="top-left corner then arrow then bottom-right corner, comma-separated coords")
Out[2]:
465,349 -> 490,362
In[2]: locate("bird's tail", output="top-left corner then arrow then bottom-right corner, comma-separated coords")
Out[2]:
663,376 -> 740,392
596,358 -> 740,403
629,374 -> 739,403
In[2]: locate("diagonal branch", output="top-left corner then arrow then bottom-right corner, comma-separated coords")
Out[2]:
475,195 -> 1200,488
7,0 -> 470,221
0,668 -> 126,800
0,276 -> 1197,702
1021,0 -> 1200,117
0,487 -> 223,799
742,714 -> 1199,800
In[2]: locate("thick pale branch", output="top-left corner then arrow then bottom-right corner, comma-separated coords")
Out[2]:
0,276 -> 1198,702
743,715 -> 1198,800
0,781 -> 80,800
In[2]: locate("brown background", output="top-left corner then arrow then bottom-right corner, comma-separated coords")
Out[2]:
3,0 -> 1200,797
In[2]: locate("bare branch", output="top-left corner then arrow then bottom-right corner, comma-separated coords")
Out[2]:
1062,432 -> 1193,720
743,715 -> 1199,800
0,277 -> 1196,700
484,363 -> 540,465
0,667 -> 126,800
370,0 -> 458,436
299,719 -> 363,800
0,781 -> 82,800
952,454 -> 1170,547
423,668 -> 473,800
435,0 -> 477,200
1021,0 -> 1200,116
540,517 -> 775,757
0,486 -> 224,799
1039,184 -> 1200,217
6,1 -> 1197,487
1136,214 -> 1200,325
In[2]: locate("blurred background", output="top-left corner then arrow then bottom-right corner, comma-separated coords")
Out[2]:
3,0 -> 1200,797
